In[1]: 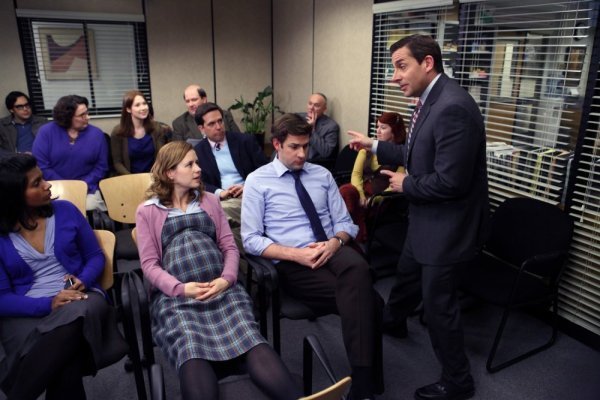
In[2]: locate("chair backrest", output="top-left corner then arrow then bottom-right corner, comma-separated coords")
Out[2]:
99,173 -> 152,224
48,180 -> 88,216
299,376 -> 351,400
94,229 -> 116,290
487,197 -> 574,279
332,145 -> 358,185
131,227 -> 138,245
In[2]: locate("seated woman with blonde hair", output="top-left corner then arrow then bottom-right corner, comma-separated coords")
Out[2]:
340,111 -> 406,243
135,141 -> 300,400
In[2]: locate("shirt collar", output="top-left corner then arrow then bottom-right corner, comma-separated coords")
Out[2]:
272,155 -> 310,178
207,137 -> 226,151
419,72 -> 442,106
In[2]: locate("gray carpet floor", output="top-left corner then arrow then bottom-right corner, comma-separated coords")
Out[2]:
3,273 -> 599,400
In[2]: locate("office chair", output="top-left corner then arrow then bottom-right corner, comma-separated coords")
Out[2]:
461,197 -> 574,372
48,179 -> 88,217
331,144 -> 358,186
94,229 -> 116,290
98,172 -> 152,266
245,253 -> 331,355
365,191 -> 409,279
121,270 -> 350,400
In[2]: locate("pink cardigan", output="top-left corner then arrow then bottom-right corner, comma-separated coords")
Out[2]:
135,192 -> 239,297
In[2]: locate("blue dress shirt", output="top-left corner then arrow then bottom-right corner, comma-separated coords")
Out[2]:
241,157 -> 358,259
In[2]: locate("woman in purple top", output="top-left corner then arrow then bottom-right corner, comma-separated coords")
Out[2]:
0,154 -> 127,400
32,95 -> 108,211
110,90 -> 167,175
135,141 -> 299,400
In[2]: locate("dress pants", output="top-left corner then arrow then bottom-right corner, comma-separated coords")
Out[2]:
386,239 -> 472,387
275,246 -> 383,390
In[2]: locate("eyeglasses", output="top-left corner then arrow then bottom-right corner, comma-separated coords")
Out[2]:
14,103 -> 31,110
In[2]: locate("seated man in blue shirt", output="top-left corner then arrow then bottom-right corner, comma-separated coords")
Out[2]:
194,102 -> 267,227
241,113 -> 383,400
0,91 -> 47,153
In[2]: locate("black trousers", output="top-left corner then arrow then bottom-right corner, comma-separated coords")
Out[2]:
386,239 -> 472,387
275,246 -> 383,384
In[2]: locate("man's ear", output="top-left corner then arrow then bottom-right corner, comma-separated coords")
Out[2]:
197,124 -> 204,134
272,138 -> 281,152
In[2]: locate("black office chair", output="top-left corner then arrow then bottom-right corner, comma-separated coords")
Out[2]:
245,253 -> 330,354
461,197 -> 574,373
365,191 -> 409,279
331,144 -> 358,186
121,271 -> 351,399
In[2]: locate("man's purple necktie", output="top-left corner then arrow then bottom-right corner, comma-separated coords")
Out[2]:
290,170 -> 328,242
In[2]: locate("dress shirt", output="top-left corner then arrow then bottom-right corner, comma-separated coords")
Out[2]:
207,138 -> 245,196
241,157 -> 357,259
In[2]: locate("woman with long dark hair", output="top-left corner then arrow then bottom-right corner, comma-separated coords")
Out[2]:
110,90 -> 168,175
0,154 -> 127,400
135,141 -> 300,400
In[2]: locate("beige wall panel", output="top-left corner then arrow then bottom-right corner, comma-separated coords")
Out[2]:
213,0 -> 272,131
145,0 -> 214,128
0,1 -> 28,119
314,0 -> 372,147
273,0 -> 313,115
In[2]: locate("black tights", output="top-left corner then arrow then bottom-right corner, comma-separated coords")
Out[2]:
7,318 -> 87,400
178,343 -> 301,400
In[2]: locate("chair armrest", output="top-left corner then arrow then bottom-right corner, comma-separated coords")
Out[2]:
303,334 -> 339,395
128,271 -> 156,366
245,253 -> 279,291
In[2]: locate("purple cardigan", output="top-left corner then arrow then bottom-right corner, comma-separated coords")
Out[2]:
135,192 -> 239,298
0,200 -> 105,317
32,122 -> 108,193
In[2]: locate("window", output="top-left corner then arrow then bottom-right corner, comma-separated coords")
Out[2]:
17,9 -> 151,117
370,0 -> 600,336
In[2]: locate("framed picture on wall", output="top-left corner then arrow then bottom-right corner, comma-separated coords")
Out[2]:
38,27 -> 98,80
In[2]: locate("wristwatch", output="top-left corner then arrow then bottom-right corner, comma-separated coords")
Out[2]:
333,235 -> 345,247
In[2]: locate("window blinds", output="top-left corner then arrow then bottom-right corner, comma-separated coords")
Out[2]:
458,0 -> 594,209
17,10 -> 151,117
370,0 -> 599,336
560,55 -> 600,335
370,1 -> 457,136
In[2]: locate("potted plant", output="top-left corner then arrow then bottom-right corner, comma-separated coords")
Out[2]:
228,86 -> 282,148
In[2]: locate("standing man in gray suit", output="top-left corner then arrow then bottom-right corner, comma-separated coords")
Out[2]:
349,34 -> 488,400
172,84 -> 239,142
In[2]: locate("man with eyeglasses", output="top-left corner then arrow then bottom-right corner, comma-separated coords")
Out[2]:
0,91 -> 47,153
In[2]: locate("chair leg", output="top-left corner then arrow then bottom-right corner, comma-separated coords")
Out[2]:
487,298 -> 559,373
273,290 -> 281,354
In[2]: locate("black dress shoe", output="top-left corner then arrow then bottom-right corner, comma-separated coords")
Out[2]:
382,319 -> 408,338
414,381 -> 474,400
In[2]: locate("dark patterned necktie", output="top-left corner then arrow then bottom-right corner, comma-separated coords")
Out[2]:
290,170 -> 328,242
406,100 -> 422,151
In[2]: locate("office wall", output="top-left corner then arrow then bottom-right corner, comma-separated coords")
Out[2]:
1,0 -> 373,144
274,0 -> 373,147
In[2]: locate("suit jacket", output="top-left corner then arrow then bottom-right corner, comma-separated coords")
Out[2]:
0,115 -> 47,152
377,74 -> 489,265
194,131 -> 268,193
172,109 -> 240,141
297,112 -> 339,162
